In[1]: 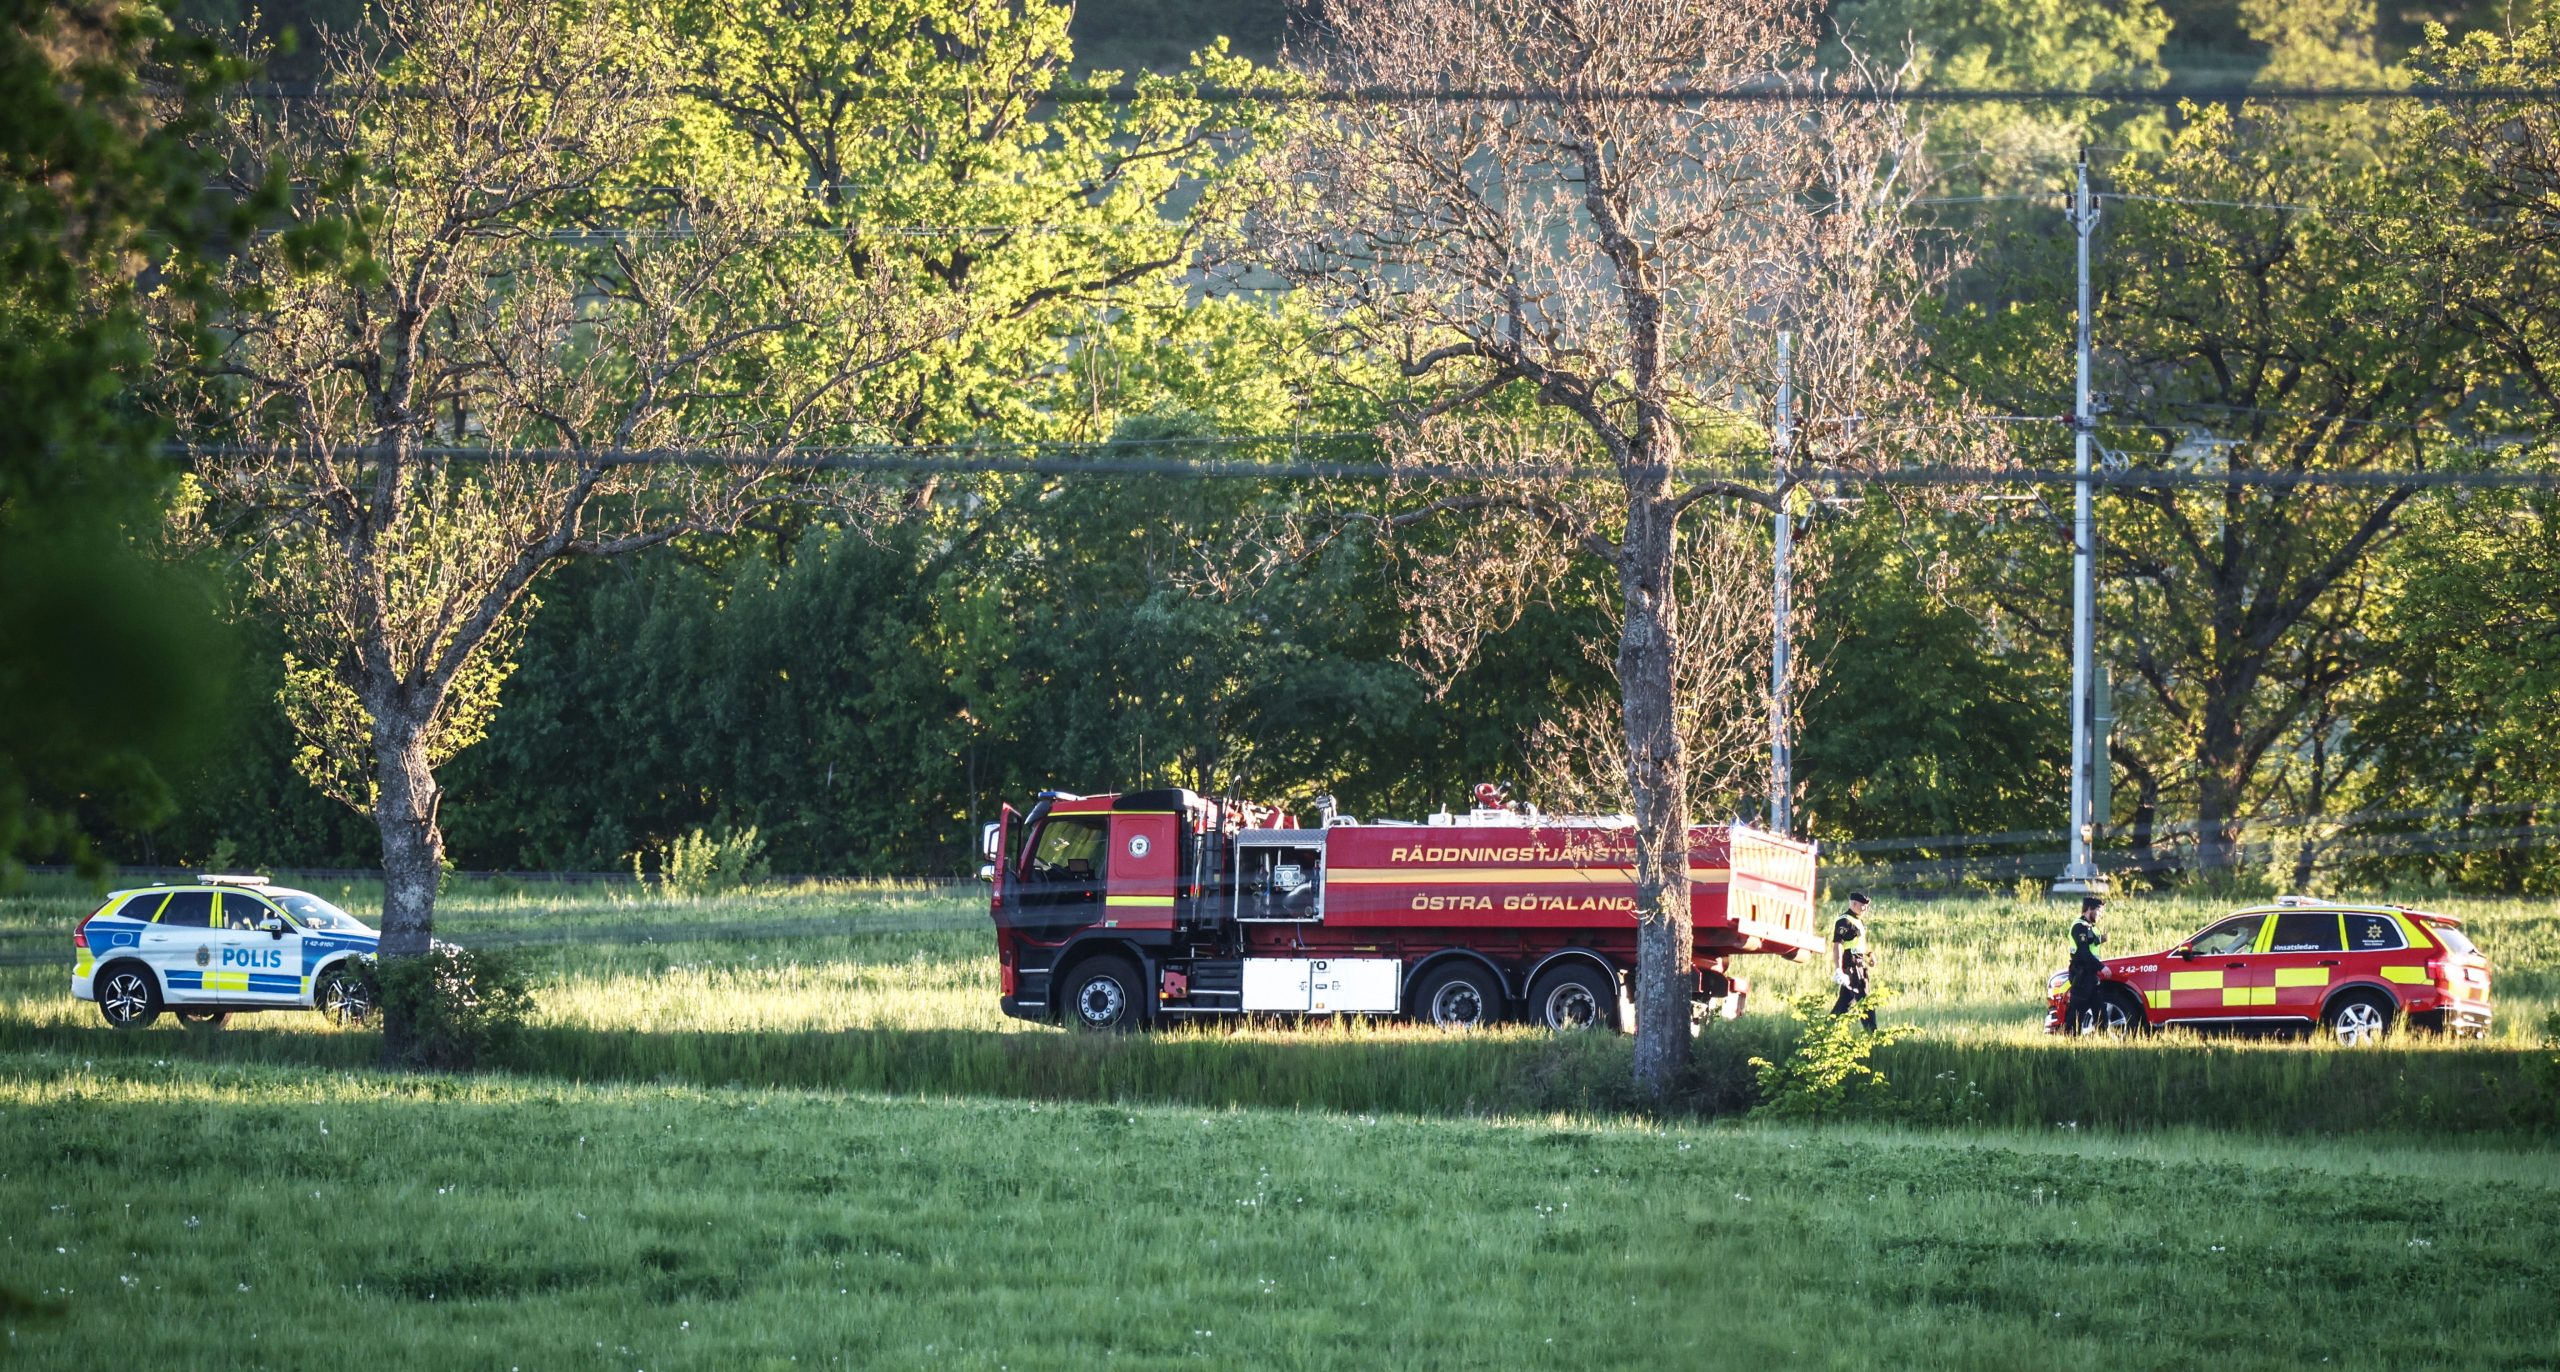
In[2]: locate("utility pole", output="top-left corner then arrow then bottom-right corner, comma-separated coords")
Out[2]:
2054,157 -> 2108,896
1769,329 -> 1794,834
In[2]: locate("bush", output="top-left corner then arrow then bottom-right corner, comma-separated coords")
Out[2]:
367,943 -> 535,1072
631,825 -> 768,897
1747,991 -> 1910,1120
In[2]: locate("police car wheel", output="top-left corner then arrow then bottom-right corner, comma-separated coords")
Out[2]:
175,1010 -> 232,1030
1411,963 -> 1502,1030
1528,963 -> 1615,1032
1062,955 -> 1141,1032
2323,992 -> 2393,1047
97,965 -> 161,1029
315,966 -> 374,1028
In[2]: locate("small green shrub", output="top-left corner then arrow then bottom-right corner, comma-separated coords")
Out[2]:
631,825 -> 768,898
368,944 -> 536,1072
1748,991 -> 1911,1120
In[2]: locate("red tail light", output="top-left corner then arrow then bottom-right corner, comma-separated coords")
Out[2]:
74,903 -> 105,949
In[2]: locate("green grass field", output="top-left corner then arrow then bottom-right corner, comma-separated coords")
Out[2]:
4,876 -> 2557,1368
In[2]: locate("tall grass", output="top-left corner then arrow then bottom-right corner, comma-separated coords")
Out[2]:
2,1053 -> 2554,1371
4,876 -> 2553,1134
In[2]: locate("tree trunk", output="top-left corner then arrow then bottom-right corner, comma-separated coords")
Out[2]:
372,705 -> 445,963
1619,487 -> 1692,1096
2193,694 -> 2247,880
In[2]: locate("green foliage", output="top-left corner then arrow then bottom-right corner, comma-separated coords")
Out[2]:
1749,991 -> 1913,1120
368,943 -> 535,1071
1796,510 -> 2064,845
1839,0 -> 2169,187
0,0 -> 270,880
634,824 -> 770,897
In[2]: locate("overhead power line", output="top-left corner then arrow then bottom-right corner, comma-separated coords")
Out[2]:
170,442 -> 2560,492
232,80 -> 2560,107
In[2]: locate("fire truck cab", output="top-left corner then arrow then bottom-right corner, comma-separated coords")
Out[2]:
984,786 -> 1822,1032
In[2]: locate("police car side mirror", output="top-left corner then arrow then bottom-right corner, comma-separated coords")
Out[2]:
258,916 -> 287,938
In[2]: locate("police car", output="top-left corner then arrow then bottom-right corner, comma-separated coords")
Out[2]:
2046,896 -> 2492,1043
72,875 -> 379,1029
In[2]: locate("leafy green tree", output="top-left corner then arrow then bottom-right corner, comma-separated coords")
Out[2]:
1838,0 -> 2169,189
170,0 -> 935,972
665,0 -> 1285,444
2344,491 -> 2560,893
1932,104 -> 2484,878
1794,508 -> 2066,848
0,0 -> 266,882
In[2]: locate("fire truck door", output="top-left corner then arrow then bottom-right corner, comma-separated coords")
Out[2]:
1106,812 -> 1180,930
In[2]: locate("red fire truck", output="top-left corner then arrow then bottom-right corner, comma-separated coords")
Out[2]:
982,786 -> 1822,1031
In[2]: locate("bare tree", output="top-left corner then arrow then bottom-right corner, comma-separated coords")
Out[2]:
1250,0 -> 1969,1091
163,0 -> 935,985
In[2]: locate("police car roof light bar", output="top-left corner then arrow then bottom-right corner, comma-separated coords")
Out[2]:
197,873 -> 273,887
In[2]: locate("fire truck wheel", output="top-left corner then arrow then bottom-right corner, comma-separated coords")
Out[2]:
1527,962 -> 1616,1032
1061,955 -> 1144,1032
1410,962 -> 1504,1030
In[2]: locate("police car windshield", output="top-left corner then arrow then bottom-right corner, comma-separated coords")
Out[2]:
271,892 -> 371,933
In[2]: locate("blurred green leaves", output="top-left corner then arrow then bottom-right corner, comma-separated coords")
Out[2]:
0,0 -> 274,884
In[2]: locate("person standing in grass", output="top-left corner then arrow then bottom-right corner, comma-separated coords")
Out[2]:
1831,891 -> 1876,1030
2067,897 -> 2107,1032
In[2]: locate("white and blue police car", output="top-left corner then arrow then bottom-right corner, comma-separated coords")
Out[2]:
72,875 -> 379,1029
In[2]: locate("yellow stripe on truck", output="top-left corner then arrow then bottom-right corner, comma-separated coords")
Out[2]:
1104,895 -> 1175,907
1324,866 -> 1734,886
2273,968 -> 2330,988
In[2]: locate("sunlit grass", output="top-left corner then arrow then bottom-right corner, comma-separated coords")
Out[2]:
2,1052 -> 2554,1371
3,875 -> 2554,1135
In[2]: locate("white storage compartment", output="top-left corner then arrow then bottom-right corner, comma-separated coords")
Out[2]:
1310,958 -> 1400,1014
1242,957 -> 1400,1013
1241,958 -> 1313,1011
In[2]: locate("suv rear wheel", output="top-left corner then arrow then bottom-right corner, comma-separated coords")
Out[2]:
2323,990 -> 2394,1046
97,964 -> 161,1029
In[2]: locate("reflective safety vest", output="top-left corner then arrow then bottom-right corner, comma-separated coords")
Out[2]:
1836,913 -> 1868,955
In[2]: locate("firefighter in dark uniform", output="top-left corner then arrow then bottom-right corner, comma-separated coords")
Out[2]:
2066,896 -> 2107,1032
1831,891 -> 1876,1030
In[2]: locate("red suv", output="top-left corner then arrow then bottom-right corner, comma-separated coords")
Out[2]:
2046,898 -> 2492,1043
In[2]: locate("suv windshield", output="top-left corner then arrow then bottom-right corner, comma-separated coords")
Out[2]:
271,892 -> 372,934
